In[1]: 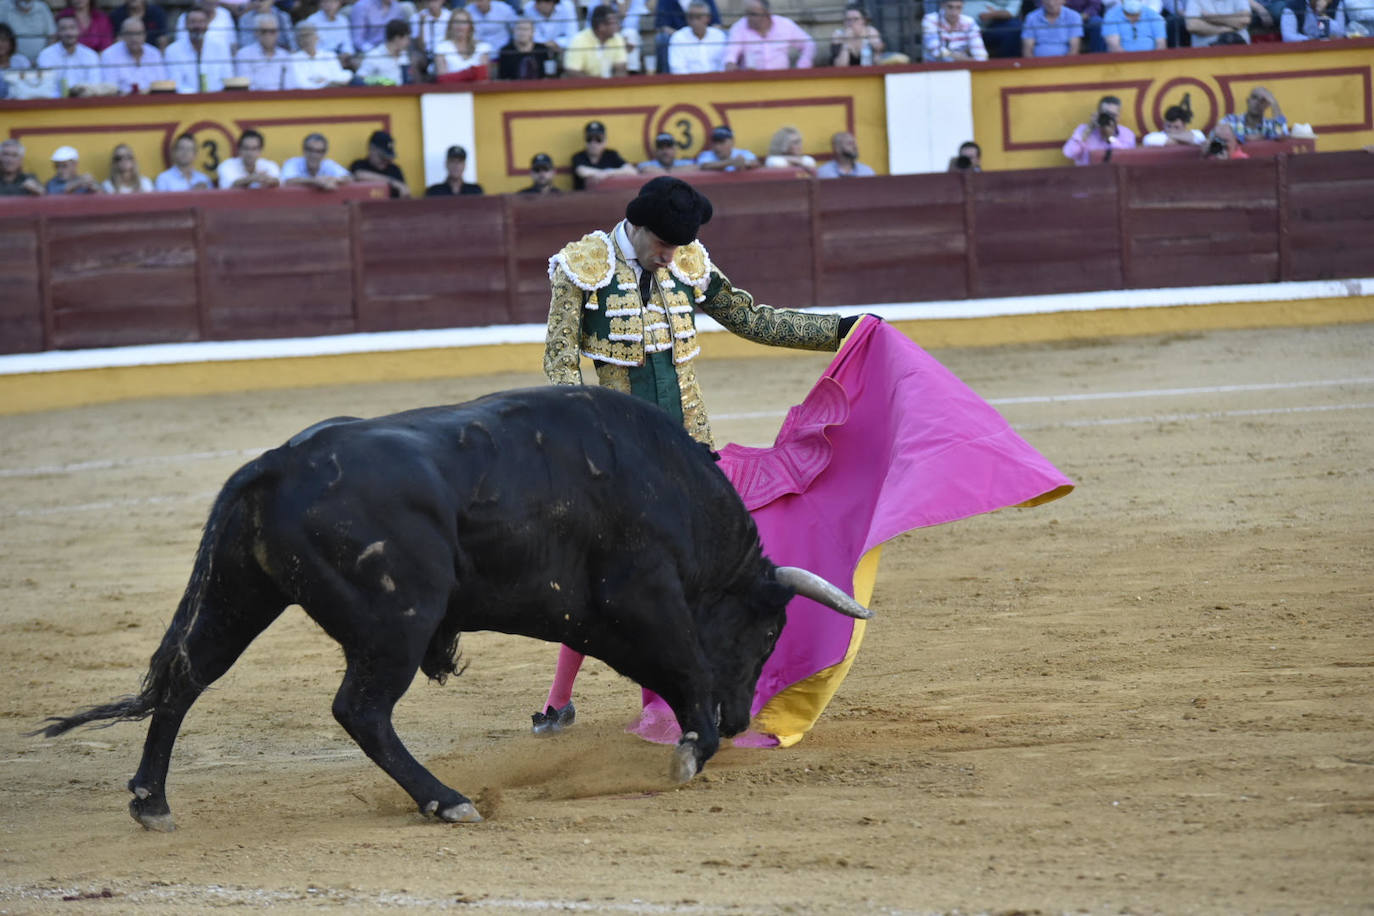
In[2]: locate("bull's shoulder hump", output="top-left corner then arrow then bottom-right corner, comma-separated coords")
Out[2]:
548,231 -> 615,291
287,415 -> 363,448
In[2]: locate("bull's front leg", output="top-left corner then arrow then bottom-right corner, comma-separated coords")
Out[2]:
656,682 -> 721,784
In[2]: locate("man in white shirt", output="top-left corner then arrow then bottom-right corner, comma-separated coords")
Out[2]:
37,13 -> 104,97
164,6 -> 234,93
289,22 -> 352,88
173,0 -> 236,53
356,18 -> 410,83
154,132 -> 213,191
216,129 -> 281,189
468,0 -> 519,50
1141,104 -> 1206,146
282,132 -> 352,189
303,0 -> 356,57
237,0 -> 297,51
99,17 -> 169,94
667,0 -> 726,73
235,14 -> 293,90
524,0 -> 576,51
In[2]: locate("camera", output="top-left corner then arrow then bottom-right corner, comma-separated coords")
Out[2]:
1205,138 -> 1227,158
1096,111 -> 1116,128
954,154 -> 973,170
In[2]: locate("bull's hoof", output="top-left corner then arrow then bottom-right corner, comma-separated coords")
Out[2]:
438,802 -> 484,824
670,732 -> 700,784
128,796 -> 176,832
531,701 -> 575,735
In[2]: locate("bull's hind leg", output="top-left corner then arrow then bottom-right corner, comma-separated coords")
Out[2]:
129,572 -> 287,831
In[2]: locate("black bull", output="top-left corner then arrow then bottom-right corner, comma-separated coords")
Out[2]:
37,386 -> 870,830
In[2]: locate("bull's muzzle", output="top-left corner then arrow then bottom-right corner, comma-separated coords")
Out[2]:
775,567 -> 873,619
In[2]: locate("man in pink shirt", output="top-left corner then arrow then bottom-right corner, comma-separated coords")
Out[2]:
723,0 -> 813,70
1062,94 -> 1137,166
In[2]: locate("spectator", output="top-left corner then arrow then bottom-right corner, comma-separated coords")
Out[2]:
468,0 -> 518,50
1104,0 -> 1167,46
525,0 -> 577,57
282,132 -> 352,189
695,124 -> 759,171
44,146 -> 100,195
1062,94 -> 1136,164
288,22 -> 350,86
357,17 -> 412,82
349,0 -> 404,52
58,0 -> 114,52
570,0 -> 648,71
103,143 -> 154,192
1344,0 -> 1373,32
563,3 -> 627,77
1141,103 -> 1204,145
0,0 -> 55,61
667,0 -> 726,72
303,0 -> 355,58
571,119 -> 636,189
723,0 -> 814,70
350,129 -> 409,198
1206,121 -> 1249,158
410,0 -> 449,64
948,139 -> 982,170
0,23 -> 28,74
963,0 -> 1022,57
434,8 -> 491,78
216,129 -> 281,189
0,138 -> 43,195
816,131 -> 876,178
235,13 -> 294,88
923,0 -> 990,59
424,144 -> 484,195
154,132 -> 212,191
1021,0 -> 1083,54
173,0 -> 234,53
100,17 -> 169,94
519,152 -> 560,193
764,126 -> 817,175
498,17 -> 557,78
238,0 -> 296,52
654,0 -> 719,73
165,6 -> 233,92
110,0 -> 168,49
1281,0 -> 1347,37
1184,0 -> 1249,44
38,13 -> 105,96
831,3 -> 885,65
638,131 -> 696,174
1063,0 -> 1107,50
1219,86 -> 1288,142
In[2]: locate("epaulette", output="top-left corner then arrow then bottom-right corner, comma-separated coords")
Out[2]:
547,231 -> 616,292
669,241 -> 713,298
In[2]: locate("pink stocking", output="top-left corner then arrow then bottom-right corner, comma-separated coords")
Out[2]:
543,644 -> 584,710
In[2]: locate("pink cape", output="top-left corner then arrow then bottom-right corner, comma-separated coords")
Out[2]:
630,318 -> 1074,745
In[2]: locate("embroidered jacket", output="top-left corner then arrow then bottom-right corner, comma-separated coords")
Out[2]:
543,224 -> 842,446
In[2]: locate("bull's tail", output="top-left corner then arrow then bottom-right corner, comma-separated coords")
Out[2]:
32,455 -> 278,739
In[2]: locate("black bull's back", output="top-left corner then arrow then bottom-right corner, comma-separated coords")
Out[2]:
36,386 -> 798,829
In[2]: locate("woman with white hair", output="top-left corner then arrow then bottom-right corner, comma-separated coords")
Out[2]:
763,125 -> 817,175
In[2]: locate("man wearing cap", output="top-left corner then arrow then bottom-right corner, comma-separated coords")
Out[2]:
349,129 -> 410,198
694,125 -> 759,172
424,145 -> 484,196
45,146 -> 101,195
535,175 -> 867,731
637,132 -> 696,175
282,132 -> 352,190
570,120 -> 636,190
518,152 -> 560,194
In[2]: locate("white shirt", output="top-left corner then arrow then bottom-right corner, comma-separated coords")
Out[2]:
289,46 -> 351,88
216,155 -> 281,188
234,41 -> 293,90
302,10 -> 356,55
667,24 -> 727,74
432,38 -> 491,73
357,42 -> 407,82
35,42 -> 103,94
467,0 -> 518,50
1141,128 -> 1206,146
410,7 -> 450,52
163,36 -> 234,93
174,6 -> 238,52
98,41 -> 168,94
281,155 -> 351,180
523,0 -> 578,47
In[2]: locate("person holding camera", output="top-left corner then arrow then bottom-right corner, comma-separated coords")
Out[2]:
1062,95 -> 1137,166
948,140 -> 982,172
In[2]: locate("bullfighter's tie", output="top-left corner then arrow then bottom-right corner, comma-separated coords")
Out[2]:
638,265 -> 653,304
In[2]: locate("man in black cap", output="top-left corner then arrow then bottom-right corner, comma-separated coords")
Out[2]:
695,124 -> 760,172
349,129 -> 410,198
534,175 -> 870,732
424,145 -> 484,196
637,131 -> 696,175
570,119 -> 637,190
517,152 -> 560,194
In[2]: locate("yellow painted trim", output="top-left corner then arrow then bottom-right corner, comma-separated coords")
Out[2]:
2,295 -> 1370,416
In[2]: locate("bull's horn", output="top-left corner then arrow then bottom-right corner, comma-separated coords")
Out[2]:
776,567 -> 873,620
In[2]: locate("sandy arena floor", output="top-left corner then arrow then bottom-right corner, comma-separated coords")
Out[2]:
0,323 -> 1371,915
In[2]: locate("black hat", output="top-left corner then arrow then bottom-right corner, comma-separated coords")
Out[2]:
531,152 -> 554,169
654,132 -> 675,148
445,144 -> 467,160
584,120 -> 606,139
625,177 -> 713,246
369,130 -> 396,157
711,125 -> 733,141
